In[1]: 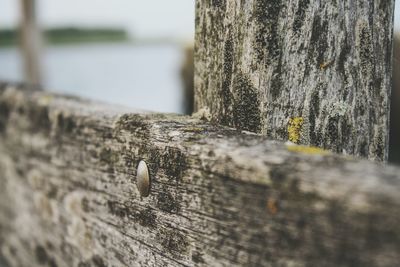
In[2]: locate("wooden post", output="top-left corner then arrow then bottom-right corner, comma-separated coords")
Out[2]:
19,0 -> 42,85
195,0 -> 395,161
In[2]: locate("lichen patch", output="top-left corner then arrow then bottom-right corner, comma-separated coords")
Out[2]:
286,144 -> 330,155
288,117 -> 304,143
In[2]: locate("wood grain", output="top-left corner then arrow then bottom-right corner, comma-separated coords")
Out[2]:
195,0 -> 395,161
1,84 -> 400,266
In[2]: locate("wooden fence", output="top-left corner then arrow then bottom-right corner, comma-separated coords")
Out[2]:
0,0 -> 399,266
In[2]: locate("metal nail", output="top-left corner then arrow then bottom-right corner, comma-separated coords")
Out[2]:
136,160 -> 150,197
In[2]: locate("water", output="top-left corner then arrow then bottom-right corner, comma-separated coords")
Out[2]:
0,43 -> 185,113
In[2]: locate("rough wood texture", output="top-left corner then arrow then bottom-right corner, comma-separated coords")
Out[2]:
194,0 -> 394,161
1,83 -> 400,266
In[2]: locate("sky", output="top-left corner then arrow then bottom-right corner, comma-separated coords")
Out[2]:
0,0 -> 399,38
0,0 -> 196,40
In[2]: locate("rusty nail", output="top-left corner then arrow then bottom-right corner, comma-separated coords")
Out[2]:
136,160 -> 150,197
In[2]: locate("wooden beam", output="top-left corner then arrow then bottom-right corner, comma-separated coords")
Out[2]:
194,0 -> 395,161
1,83 -> 400,266
19,0 -> 42,85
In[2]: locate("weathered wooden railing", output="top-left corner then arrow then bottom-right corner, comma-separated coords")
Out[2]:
1,0 -> 399,266
1,84 -> 400,266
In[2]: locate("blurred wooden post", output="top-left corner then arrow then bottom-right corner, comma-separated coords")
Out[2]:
20,0 -> 42,85
181,44 -> 194,115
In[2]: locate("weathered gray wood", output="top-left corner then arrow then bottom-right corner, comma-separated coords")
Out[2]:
19,0 -> 42,85
1,83 -> 400,266
195,0 -> 394,161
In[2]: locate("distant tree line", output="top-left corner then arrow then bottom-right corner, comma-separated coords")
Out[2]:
0,29 -> 17,46
0,27 -> 129,46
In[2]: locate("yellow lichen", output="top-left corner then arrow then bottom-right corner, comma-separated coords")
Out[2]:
184,127 -> 204,133
38,95 -> 53,106
286,144 -> 330,155
287,117 -> 304,144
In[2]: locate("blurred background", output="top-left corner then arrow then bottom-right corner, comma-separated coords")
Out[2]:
0,0 -> 194,114
391,4 -> 400,164
0,0 -> 399,163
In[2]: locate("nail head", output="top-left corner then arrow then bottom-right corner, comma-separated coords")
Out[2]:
136,160 -> 150,197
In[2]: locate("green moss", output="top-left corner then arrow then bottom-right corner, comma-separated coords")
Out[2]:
29,105 -> 51,134
159,228 -> 189,258
99,147 -> 119,165
304,14 -> 329,76
107,201 -> 159,229
137,208 -> 157,229
0,100 -> 10,133
35,245 -> 48,264
115,114 -> 150,139
292,0 -> 310,34
107,200 -> 128,218
78,255 -> 106,267
232,73 -> 262,133
157,191 -> 180,213
161,146 -> 187,181
56,113 -> 76,134
253,0 -> 283,64
191,251 -> 205,264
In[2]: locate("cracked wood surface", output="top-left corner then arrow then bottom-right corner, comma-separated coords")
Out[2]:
1,84 -> 400,266
194,0 -> 394,161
